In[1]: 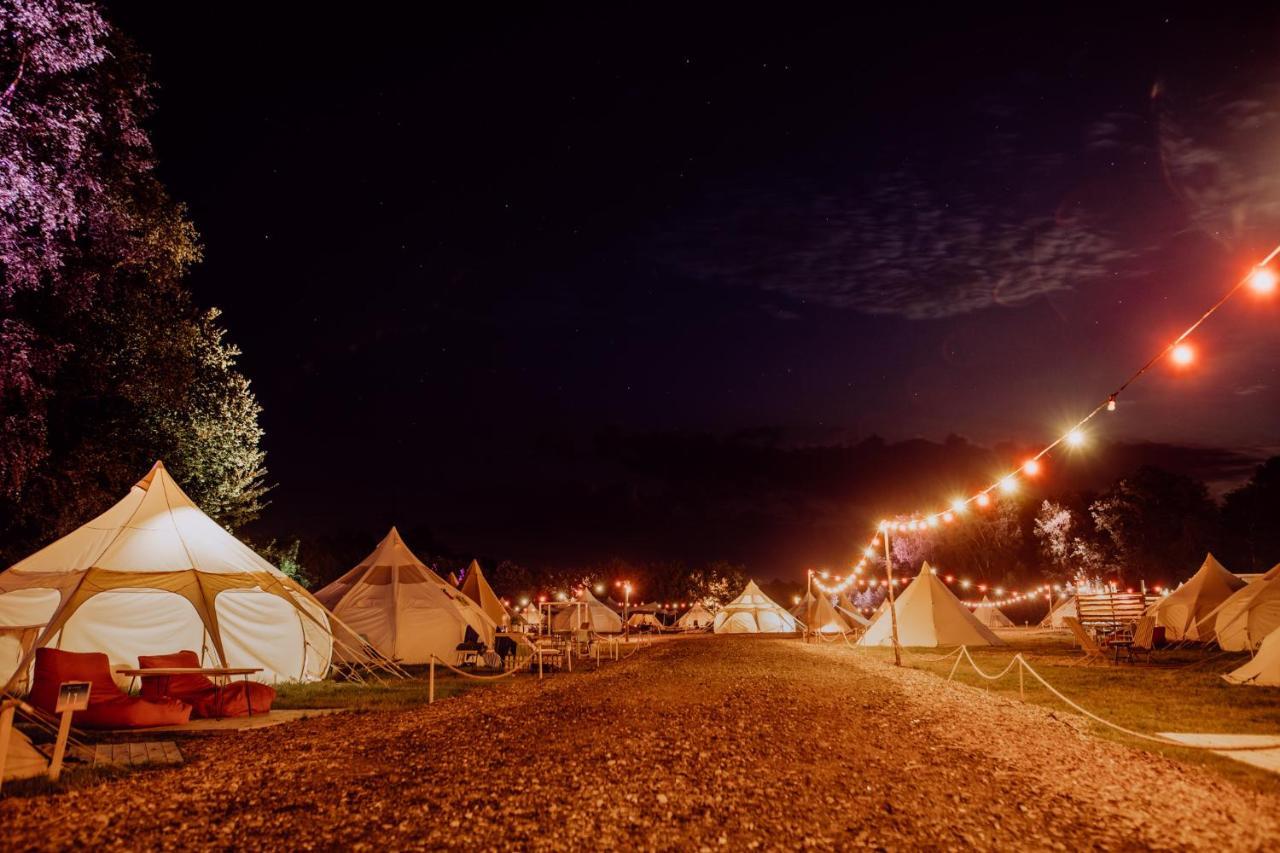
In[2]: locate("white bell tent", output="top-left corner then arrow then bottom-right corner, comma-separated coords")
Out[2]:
675,604 -> 714,629
859,562 -> 1004,648
550,588 -> 623,633
802,590 -> 853,634
1040,595 -> 1077,628
713,581 -> 799,634
1134,554 -> 1245,646
971,595 -> 1015,628
836,592 -> 871,629
1201,563 -> 1280,651
1223,625 -> 1280,687
314,527 -> 495,664
0,462 -> 334,691
460,560 -> 509,628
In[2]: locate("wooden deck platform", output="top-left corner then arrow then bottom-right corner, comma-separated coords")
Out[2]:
93,741 -> 183,768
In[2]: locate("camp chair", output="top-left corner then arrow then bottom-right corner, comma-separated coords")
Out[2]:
138,651 -> 275,718
30,648 -> 192,729
1062,617 -> 1110,666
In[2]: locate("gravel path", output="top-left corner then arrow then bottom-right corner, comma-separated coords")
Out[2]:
3,635 -> 1278,850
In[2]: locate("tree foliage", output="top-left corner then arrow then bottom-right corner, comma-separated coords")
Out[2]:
0,1 -> 267,564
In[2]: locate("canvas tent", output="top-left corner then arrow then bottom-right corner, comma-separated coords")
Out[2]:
714,581 -> 800,634
550,589 -> 623,633
971,595 -> 1015,628
1133,554 -> 1245,647
801,590 -> 854,634
460,560 -> 509,628
1201,563 -> 1280,651
836,592 -> 871,629
314,527 -> 495,664
519,602 -> 542,626
675,604 -> 714,629
859,562 -> 1004,648
626,613 -> 664,631
0,462 -> 334,691
1040,595 -> 1077,628
1223,625 -> 1280,687
1,704 -> 47,783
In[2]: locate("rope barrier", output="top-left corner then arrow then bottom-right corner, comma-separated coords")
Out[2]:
929,646 -> 1280,753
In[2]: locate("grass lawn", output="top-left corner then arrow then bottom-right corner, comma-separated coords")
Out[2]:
273,666 -> 516,711
857,630 -> 1280,793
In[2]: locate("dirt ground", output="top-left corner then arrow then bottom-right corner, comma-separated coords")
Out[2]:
3,635 -> 1278,851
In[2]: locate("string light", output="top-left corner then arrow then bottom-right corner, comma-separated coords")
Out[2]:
844,244 -> 1280,560
1250,266 -> 1277,295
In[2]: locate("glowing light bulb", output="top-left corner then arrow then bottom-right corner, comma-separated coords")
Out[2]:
864,547 -> 875,558
951,498 -> 966,514
927,515 -> 939,528
1171,342 -> 1194,366
975,492 -> 991,508
1022,459 -> 1041,476
1107,394 -> 1117,412
960,579 -> 971,589
999,476 -> 1017,494
1066,429 -> 1085,448
942,511 -> 955,523
1250,266 -> 1277,295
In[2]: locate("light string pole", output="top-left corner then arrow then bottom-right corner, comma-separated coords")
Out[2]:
882,523 -> 901,667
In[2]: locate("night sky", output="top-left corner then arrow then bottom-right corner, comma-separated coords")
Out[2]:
109,5 -> 1280,575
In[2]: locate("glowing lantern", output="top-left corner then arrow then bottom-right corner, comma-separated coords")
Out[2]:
1171,343 -> 1194,366
1250,266 -> 1277,294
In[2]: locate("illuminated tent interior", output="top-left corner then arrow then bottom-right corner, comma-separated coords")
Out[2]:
314,527 -> 495,664
801,590 -> 854,634
713,581 -> 799,634
859,562 -> 1004,648
0,462 -> 334,692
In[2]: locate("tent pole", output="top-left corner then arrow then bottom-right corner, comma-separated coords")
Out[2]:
884,525 -> 902,667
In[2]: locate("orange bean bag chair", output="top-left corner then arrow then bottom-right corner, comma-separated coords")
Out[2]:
29,648 -> 191,729
138,650 -> 275,718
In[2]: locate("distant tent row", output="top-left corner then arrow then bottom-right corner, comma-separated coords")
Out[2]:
1133,554 -> 1245,647
676,604 -> 714,629
791,590 -> 866,634
551,589 -> 623,634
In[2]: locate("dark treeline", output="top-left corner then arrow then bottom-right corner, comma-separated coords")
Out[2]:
263,458 -> 1280,608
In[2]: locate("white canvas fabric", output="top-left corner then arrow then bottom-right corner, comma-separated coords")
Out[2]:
626,613 -> 664,630
675,604 -> 714,629
802,591 -> 853,634
550,589 -> 622,633
1223,624 -> 1280,687
1202,563 -> 1280,651
836,592 -> 871,629
713,581 -> 799,634
314,528 -> 495,664
859,563 -> 1004,648
1040,595 -> 1077,628
972,595 -> 1015,628
1133,554 -> 1245,646
519,602 -> 542,625
0,462 -> 333,690
1,718 -> 47,782
460,560 -> 509,628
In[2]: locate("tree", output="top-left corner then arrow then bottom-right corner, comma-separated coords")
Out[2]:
1089,466 -> 1219,584
0,1 -> 268,564
1221,457 -> 1280,572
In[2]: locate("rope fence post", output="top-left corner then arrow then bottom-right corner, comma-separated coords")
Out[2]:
948,647 -> 964,681
1018,656 -> 1025,702
538,648 -> 544,680
429,656 -> 435,704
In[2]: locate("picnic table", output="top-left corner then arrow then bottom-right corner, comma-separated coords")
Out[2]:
115,667 -> 265,716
